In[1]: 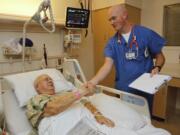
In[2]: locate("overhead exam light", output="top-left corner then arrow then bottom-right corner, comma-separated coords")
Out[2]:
22,0 -> 55,71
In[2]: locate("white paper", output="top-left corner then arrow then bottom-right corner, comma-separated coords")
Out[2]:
129,73 -> 172,94
67,118 -> 105,135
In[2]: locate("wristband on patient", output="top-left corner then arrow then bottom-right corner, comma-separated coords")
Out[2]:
74,90 -> 81,100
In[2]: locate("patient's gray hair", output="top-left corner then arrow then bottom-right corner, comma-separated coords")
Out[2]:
34,74 -> 50,89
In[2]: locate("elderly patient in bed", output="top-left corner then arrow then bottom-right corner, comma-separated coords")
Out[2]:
26,74 -> 115,130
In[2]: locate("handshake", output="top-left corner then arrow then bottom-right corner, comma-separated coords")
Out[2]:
78,81 -> 100,97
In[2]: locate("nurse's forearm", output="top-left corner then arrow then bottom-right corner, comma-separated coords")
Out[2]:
90,66 -> 111,85
90,57 -> 113,85
154,52 -> 165,70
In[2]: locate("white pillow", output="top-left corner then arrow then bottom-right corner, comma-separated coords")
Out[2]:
2,90 -> 32,135
4,68 -> 75,107
89,93 -> 147,131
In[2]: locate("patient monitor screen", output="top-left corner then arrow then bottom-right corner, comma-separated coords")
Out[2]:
65,7 -> 90,28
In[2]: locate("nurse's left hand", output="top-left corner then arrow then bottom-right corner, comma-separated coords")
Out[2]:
150,67 -> 159,77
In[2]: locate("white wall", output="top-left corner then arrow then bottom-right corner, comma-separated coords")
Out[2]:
92,0 -> 142,10
92,0 -> 125,10
0,29 -> 94,79
78,28 -> 94,80
0,0 -> 81,24
0,0 -> 40,17
0,31 -> 63,74
51,0 -> 80,24
0,0 -> 94,79
141,0 -> 180,35
0,32 -> 63,58
125,0 -> 142,8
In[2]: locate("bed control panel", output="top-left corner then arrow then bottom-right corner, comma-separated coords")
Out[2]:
121,95 -> 145,106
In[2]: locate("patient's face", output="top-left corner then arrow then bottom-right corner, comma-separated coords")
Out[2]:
35,75 -> 55,95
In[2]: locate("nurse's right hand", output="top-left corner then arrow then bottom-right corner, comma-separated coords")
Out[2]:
84,81 -> 96,96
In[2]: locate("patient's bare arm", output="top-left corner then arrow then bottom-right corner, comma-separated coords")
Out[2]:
83,101 -> 115,127
43,88 -> 93,117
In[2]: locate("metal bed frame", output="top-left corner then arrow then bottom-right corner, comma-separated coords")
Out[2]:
62,58 -> 150,119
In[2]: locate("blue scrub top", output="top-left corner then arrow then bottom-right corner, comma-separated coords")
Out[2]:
104,25 -> 166,92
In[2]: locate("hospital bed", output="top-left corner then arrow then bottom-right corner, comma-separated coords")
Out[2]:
0,58 -> 170,135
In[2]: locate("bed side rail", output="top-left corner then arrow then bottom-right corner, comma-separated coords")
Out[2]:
62,58 -> 150,118
96,85 -> 150,118
62,58 -> 87,83
67,76 -> 150,119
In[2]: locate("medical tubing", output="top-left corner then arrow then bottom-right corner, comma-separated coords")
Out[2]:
22,23 -> 27,72
22,18 -> 33,72
22,0 -> 55,71
39,2 -> 55,33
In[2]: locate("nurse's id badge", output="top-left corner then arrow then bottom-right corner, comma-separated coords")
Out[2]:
125,51 -> 136,60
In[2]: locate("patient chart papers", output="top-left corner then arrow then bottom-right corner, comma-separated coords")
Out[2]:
129,73 -> 172,94
67,118 -> 105,135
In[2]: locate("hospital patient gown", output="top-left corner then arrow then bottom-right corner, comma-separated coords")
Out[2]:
26,94 -> 53,135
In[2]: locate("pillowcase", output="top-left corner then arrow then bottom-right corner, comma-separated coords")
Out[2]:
89,93 -> 147,131
2,90 -> 32,135
4,68 -> 75,107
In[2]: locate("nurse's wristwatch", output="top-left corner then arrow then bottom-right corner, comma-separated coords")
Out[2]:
153,65 -> 162,72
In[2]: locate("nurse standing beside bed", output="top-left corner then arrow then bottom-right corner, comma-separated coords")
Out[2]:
85,4 -> 166,115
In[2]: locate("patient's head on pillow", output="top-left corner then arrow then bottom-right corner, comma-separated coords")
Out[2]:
34,74 -> 55,95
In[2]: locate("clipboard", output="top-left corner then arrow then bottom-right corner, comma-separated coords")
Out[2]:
129,73 -> 172,94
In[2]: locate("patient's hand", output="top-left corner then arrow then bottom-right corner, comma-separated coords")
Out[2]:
84,81 -> 96,91
83,101 -> 114,127
79,85 -> 95,96
95,115 -> 115,128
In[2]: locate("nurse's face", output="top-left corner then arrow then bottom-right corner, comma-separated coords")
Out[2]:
35,75 -> 55,95
108,7 -> 127,32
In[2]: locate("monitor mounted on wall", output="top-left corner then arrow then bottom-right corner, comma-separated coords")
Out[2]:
65,7 -> 90,28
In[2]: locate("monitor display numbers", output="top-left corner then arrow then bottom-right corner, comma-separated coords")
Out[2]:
66,7 -> 90,28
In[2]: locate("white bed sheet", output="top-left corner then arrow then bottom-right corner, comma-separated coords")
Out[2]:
38,93 -> 170,135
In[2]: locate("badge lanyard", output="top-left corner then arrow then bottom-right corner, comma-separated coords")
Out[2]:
117,28 -> 139,60
117,26 -> 150,60
125,34 -> 139,60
